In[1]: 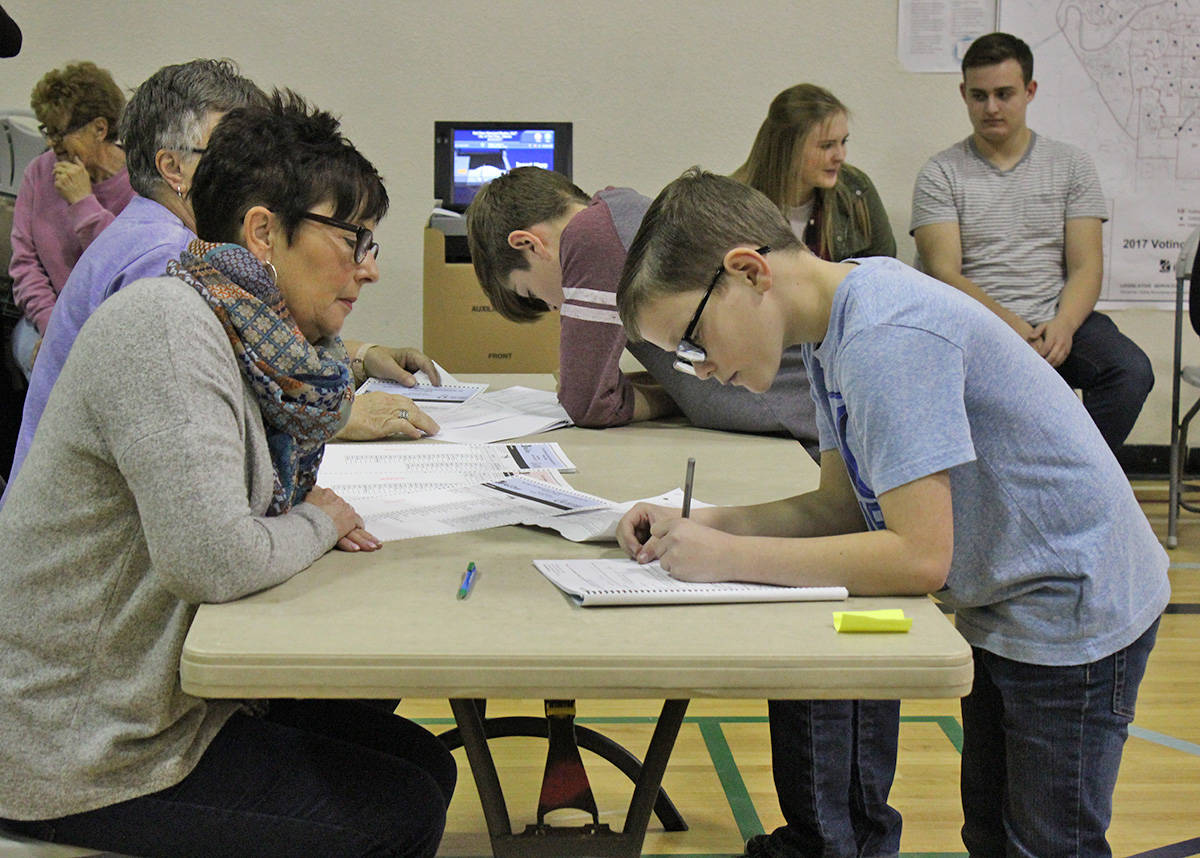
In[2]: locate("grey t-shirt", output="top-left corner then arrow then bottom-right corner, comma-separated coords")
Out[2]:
804,257 -> 1167,665
909,133 -> 1108,325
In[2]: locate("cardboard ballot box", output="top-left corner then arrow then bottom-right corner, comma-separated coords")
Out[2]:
422,227 -> 560,373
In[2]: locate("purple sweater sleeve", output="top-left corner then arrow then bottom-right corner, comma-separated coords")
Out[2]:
556,201 -> 637,427
67,195 -> 117,252
7,157 -> 56,334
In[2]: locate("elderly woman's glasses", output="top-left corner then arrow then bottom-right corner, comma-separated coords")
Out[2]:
37,119 -> 89,144
300,212 -> 380,264
673,245 -> 770,376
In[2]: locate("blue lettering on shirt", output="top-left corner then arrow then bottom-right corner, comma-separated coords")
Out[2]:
830,391 -> 886,531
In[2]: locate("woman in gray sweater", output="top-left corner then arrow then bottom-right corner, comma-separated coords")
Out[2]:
0,93 -> 455,857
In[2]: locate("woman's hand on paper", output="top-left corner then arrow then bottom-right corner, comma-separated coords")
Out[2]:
304,486 -> 381,552
363,344 -> 441,387
337,391 -> 439,440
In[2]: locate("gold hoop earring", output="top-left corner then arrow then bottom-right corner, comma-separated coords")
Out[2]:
263,260 -> 277,285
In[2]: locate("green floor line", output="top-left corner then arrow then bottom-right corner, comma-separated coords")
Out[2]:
933,715 -> 965,753
695,717 -> 764,843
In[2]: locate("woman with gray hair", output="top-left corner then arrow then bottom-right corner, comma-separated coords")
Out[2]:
7,59 -> 264,484
6,59 -> 440,492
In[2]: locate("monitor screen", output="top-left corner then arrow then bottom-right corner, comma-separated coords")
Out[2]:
435,121 -> 572,214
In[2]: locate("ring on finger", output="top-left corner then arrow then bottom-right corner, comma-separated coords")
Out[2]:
397,408 -> 409,421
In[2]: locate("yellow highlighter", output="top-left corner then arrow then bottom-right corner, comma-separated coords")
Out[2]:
833,609 -> 913,633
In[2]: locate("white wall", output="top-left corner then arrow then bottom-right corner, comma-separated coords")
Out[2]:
2,0 -> 1190,445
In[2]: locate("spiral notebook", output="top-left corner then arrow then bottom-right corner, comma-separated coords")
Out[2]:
533,558 -> 849,607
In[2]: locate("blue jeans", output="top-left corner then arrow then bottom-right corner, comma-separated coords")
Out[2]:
1055,311 -> 1153,452
960,619 -> 1159,858
1,699 -> 456,857
760,699 -> 902,857
10,315 -> 37,381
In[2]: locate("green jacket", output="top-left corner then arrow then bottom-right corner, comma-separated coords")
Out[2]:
813,163 -> 896,261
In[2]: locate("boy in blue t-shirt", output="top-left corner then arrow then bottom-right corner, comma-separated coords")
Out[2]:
615,169 -> 1168,858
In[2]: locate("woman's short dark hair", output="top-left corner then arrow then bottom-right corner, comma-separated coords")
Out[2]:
190,90 -> 389,247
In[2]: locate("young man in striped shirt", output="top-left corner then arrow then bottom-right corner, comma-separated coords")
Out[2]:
911,31 -> 1152,451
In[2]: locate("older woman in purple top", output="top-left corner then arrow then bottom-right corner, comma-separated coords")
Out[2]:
8,61 -> 133,377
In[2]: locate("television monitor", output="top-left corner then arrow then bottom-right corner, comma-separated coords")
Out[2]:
434,121 -> 572,214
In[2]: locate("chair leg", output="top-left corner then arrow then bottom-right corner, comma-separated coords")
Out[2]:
1178,399 -> 1200,521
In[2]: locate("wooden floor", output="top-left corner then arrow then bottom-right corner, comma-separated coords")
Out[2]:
397,480 -> 1200,858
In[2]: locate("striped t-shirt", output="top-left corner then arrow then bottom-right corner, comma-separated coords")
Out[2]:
909,133 -> 1108,325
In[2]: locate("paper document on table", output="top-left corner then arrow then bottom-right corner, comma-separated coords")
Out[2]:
421,386 -> 573,444
533,558 -> 849,607
355,361 -> 485,403
322,468 -> 572,498
351,475 -> 608,541
317,442 -> 577,492
357,376 -> 487,404
529,488 -> 711,543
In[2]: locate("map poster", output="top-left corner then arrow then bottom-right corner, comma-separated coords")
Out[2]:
1001,1 -> 1200,307
1108,195 -> 1200,302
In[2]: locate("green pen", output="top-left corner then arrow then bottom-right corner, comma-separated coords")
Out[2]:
457,561 -> 478,600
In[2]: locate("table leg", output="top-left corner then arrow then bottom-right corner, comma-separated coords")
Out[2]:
621,699 -> 689,852
448,698 -> 691,858
448,697 -> 513,842
438,712 -> 688,830
1170,273 -> 1186,549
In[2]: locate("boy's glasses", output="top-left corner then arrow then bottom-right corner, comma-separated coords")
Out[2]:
300,212 -> 380,264
673,245 -> 770,376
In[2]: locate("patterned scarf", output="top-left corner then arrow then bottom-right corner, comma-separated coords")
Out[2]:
168,240 -> 353,515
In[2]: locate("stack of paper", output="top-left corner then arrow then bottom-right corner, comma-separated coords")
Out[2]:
356,365 -> 572,443
343,475 -> 609,542
422,386 -> 572,443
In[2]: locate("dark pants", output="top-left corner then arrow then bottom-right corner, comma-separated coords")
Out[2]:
758,699 -> 902,857
960,619 -> 1159,858
1,699 -> 456,858
1055,311 -> 1153,452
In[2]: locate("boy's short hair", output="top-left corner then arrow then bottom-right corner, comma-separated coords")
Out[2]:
962,32 -> 1034,84
465,166 -> 590,322
617,168 -> 801,342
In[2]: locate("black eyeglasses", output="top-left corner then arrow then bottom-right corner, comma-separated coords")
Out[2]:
37,118 -> 90,143
300,212 -> 380,264
673,245 -> 769,376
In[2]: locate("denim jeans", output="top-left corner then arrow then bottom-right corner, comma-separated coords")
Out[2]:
1055,311 -> 1153,452
960,618 -> 1159,858
1,699 -> 457,858
759,698 -> 902,857
10,315 -> 37,381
